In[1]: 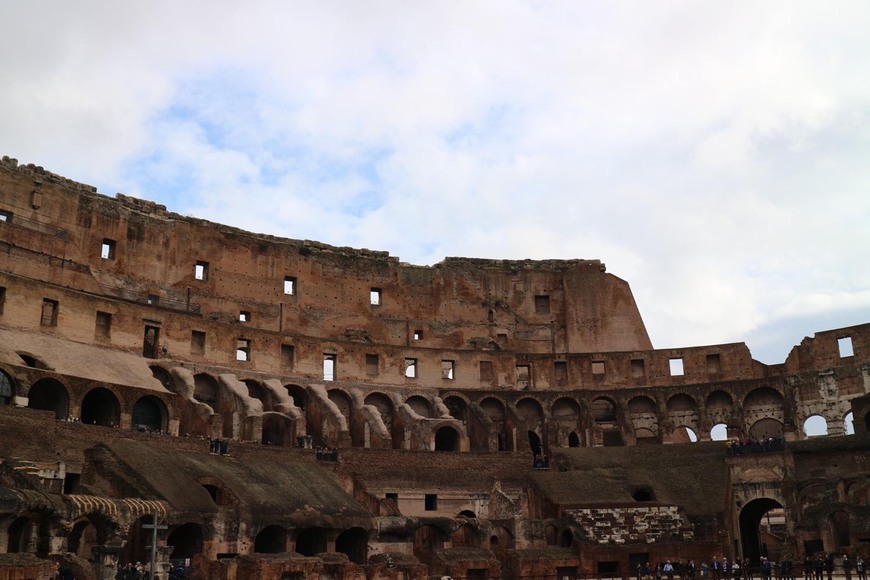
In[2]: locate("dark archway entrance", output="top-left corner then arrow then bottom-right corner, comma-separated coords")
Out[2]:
167,523 -> 203,559
335,527 -> 367,564
740,498 -> 784,564
568,432 -> 580,447
0,371 -> 13,405
295,527 -> 327,556
81,387 -> 121,426
435,426 -> 459,451
132,395 -> 166,432
255,525 -> 287,553
528,431 -> 542,456
28,378 -> 69,419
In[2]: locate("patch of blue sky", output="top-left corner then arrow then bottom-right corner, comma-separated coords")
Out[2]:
119,151 -> 199,210
445,102 -> 519,149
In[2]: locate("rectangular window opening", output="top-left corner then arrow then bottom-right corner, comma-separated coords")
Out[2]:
424,493 -> 437,511
147,294 -> 160,305
480,360 -> 493,382
41,298 -> 59,327
669,357 -> 685,376
442,360 -> 455,380
385,492 -> 398,502
0,210 -> 12,222
838,336 -> 854,358
94,311 -> 111,338
706,353 -> 721,374
413,329 -> 423,340
366,354 -> 379,376
535,295 -> 550,314
404,358 -> 417,378
497,333 -> 508,345
191,330 -> 206,355
591,361 -> 606,376
370,288 -> 382,306
195,261 -> 209,281
554,361 -> 568,385
516,364 -> 531,390
630,359 -> 645,379
284,276 -> 296,295
143,324 -> 160,359
236,338 -> 251,362
239,311 -> 250,322
100,238 -> 116,260
281,344 -> 295,368
323,354 -> 336,381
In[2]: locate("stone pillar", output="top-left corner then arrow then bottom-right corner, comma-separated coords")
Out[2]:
92,544 -> 122,580
155,545 -> 174,579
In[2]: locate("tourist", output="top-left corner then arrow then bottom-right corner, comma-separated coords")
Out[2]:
855,557 -> 865,580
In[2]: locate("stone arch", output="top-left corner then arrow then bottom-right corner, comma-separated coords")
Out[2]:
132,395 -> 167,432
667,393 -> 699,438
406,395 -> 431,418
125,515 -> 161,565
528,430 -> 543,456
803,414 -> 828,437
560,528 -> 574,547
244,379 -> 273,411
739,498 -> 784,563
545,524 -> 558,546
328,388 -> 352,420
706,390 -> 733,425
451,524 -> 479,548
254,525 -> 287,553
0,369 -> 14,405
844,411 -> 854,435
365,392 -> 394,429
68,516 -> 109,560
7,516 -> 36,553
444,395 -> 469,424
413,524 -> 445,563
27,377 -> 69,419
480,397 -> 509,451
673,425 -> 698,443
80,386 -> 121,427
552,397 -> 585,447
628,396 -> 659,443
489,525 -> 514,555
711,423 -> 728,441
435,426 -> 460,451
193,373 -> 219,410
744,387 -> 785,430
17,352 -> 50,370
295,527 -> 327,556
285,384 -> 307,412
749,418 -> 784,439
167,523 -> 204,559
262,413 -> 294,446
335,527 -> 368,564
149,365 -> 173,390
590,396 -> 617,423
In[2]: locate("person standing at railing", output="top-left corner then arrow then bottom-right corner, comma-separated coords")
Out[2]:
855,557 -> 865,580
843,555 -> 852,580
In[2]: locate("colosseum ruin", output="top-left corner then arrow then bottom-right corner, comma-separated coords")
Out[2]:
0,155 -> 868,580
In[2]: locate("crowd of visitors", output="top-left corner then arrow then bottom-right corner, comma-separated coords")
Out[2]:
633,555 -> 865,580
726,436 -> 785,455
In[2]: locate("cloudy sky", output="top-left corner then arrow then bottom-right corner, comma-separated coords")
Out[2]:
2,1 -> 869,364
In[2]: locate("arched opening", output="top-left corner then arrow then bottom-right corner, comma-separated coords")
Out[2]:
365,392 -> 396,446
132,395 -> 166,432
553,397 -> 584,447
406,395 -> 431,418
254,525 -> 287,554
0,370 -> 14,405
711,423 -> 728,441
749,418 -> 784,439
17,352 -> 50,369
568,432 -> 580,447
149,365 -> 173,390
335,527 -> 367,564
27,378 -> 69,419
528,430 -> 543,456
560,529 -> 573,548
673,426 -> 698,443
295,527 -> 327,556
81,387 -> 121,427
545,524 -> 558,546
706,390 -> 733,426
451,524 -> 478,548
517,398 -> 544,434
629,396 -> 659,444
591,397 -> 617,423
480,397 -> 508,451
739,498 -> 784,564
285,384 -> 307,412
244,379 -> 272,411
444,396 -> 468,423
632,487 -> 656,502
193,374 -> 219,410
7,517 -> 35,553
844,411 -> 854,435
167,523 -> 203,559
413,525 -> 443,564
488,526 -> 513,554
459,510 -> 476,518
803,415 -> 828,437
262,413 -> 294,446
125,515 -> 157,565
328,389 -> 352,420
744,388 -> 784,436
69,519 -> 101,560
435,426 -> 460,451
634,428 -> 658,445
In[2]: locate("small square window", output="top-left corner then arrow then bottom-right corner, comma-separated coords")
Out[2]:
535,295 -> 550,314
480,361 -> 494,381
413,330 -> 423,340
101,239 -> 116,260
0,210 -> 12,222
281,344 -> 295,368
323,353 -> 336,381
669,357 -> 684,376
236,338 -> 251,362
195,261 -> 209,281
591,361 -> 606,375
95,311 -> 111,338
516,364 -> 531,389
631,359 -> 645,378
442,360 -> 455,380
366,354 -> 379,376
191,330 -> 206,355
424,493 -> 438,511
838,336 -> 854,358
147,294 -> 160,305
497,333 -> 508,345
284,276 -> 296,295
385,492 -> 398,502
239,311 -> 250,322
404,358 -> 417,378
370,288 -> 382,306
706,353 -> 721,374
41,298 -> 59,327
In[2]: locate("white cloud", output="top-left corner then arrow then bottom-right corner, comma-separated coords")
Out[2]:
2,1 -> 870,363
